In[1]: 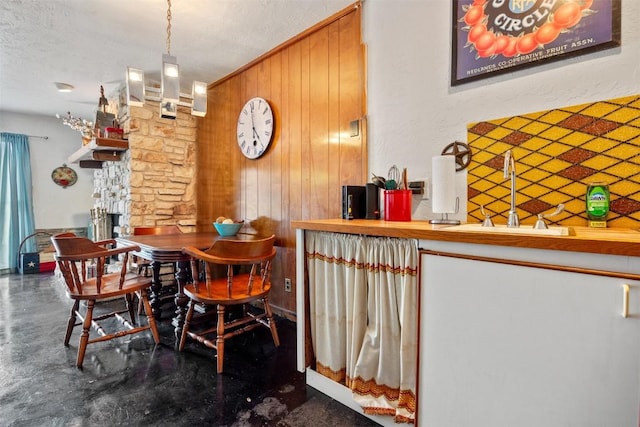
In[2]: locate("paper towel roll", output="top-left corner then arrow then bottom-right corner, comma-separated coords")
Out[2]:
432,155 -> 456,213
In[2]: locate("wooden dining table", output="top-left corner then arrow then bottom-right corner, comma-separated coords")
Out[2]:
116,231 -> 254,342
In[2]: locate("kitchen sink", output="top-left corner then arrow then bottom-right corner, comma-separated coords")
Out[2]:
441,223 -> 572,236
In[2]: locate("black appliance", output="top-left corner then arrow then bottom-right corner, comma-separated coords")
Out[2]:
342,184 -> 379,219
342,185 -> 366,219
365,183 -> 380,219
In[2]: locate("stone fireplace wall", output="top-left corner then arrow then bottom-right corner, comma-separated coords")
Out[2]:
92,98 -> 198,235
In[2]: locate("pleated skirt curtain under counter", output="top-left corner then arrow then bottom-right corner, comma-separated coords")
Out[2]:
305,231 -> 419,424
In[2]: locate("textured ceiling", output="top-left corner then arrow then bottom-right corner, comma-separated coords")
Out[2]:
0,0 -> 354,120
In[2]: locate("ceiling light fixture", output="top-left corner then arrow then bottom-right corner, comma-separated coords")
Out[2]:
55,82 -> 74,92
125,0 -> 207,119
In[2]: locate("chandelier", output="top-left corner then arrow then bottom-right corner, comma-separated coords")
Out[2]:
125,0 -> 207,119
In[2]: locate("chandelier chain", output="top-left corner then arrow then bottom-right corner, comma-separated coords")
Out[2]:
166,0 -> 172,55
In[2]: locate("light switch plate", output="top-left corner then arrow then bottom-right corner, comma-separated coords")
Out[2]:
422,178 -> 430,200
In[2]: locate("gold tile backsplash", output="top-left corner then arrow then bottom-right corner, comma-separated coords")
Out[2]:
466,94 -> 640,228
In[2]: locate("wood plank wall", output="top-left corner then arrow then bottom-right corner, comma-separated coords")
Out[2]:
196,3 -> 366,318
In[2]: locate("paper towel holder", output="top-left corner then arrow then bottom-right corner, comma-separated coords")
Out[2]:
429,197 -> 461,225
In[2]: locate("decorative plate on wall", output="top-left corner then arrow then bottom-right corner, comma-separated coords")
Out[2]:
51,164 -> 77,188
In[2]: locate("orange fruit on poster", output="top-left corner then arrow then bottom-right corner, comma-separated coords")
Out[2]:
468,24 -> 486,43
517,33 -> 539,54
474,31 -> 496,52
502,37 -> 519,57
493,35 -> 510,55
535,22 -> 561,45
552,2 -> 582,29
477,45 -> 496,58
464,5 -> 485,26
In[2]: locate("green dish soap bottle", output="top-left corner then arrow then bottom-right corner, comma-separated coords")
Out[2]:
586,182 -> 609,228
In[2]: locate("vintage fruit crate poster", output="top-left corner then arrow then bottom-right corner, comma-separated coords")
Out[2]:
451,0 -> 621,85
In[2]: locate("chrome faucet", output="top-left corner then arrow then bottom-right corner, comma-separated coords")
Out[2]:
503,150 -> 519,228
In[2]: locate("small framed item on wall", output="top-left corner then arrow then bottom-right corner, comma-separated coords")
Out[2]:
51,164 -> 78,188
451,0 -> 621,86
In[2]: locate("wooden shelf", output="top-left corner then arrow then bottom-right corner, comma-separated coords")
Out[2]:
68,137 -> 128,168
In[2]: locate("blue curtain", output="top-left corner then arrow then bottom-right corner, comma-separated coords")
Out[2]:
0,133 -> 36,273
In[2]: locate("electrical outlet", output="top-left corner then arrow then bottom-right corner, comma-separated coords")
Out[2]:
284,278 -> 292,292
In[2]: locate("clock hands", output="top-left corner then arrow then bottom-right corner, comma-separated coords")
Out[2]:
250,102 -> 262,146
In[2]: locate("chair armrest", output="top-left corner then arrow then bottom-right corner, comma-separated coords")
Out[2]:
105,244 -> 141,257
182,245 -> 275,265
182,246 -> 230,264
55,244 -> 141,262
94,238 -> 117,248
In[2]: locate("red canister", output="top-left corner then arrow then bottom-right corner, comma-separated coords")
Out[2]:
384,190 -> 412,221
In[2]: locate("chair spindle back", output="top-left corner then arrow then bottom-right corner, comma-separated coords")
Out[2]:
184,235 -> 276,299
51,234 -> 133,295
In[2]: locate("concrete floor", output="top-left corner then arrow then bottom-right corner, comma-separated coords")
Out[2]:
0,272 -> 379,427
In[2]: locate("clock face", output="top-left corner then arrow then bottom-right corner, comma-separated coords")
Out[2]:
236,97 -> 274,159
51,165 -> 78,188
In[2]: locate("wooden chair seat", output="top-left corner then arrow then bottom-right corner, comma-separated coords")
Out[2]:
51,233 -> 160,369
183,276 -> 272,306
66,271 -> 153,300
179,234 -> 279,373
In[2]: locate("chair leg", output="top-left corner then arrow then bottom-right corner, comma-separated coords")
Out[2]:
137,288 -> 146,315
139,290 -> 160,344
77,299 -> 95,369
64,300 -> 80,346
142,264 -> 151,277
216,304 -> 226,374
179,300 -> 195,351
263,297 -> 280,347
125,293 -> 137,325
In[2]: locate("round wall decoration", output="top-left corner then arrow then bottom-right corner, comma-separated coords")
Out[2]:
441,141 -> 472,171
51,164 -> 78,188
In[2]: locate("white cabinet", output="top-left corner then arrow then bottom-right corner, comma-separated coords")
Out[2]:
419,251 -> 640,427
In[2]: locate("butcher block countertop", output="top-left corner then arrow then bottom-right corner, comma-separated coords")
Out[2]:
291,219 -> 640,257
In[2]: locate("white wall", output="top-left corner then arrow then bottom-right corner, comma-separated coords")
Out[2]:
0,111 -> 94,229
364,0 -> 639,222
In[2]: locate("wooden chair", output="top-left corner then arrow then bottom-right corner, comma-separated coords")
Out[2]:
132,225 -> 182,276
179,234 -> 280,373
51,233 -> 160,369
132,225 -> 182,314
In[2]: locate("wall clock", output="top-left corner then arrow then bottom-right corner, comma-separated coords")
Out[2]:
236,97 -> 274,159
51,164 -> 78,188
